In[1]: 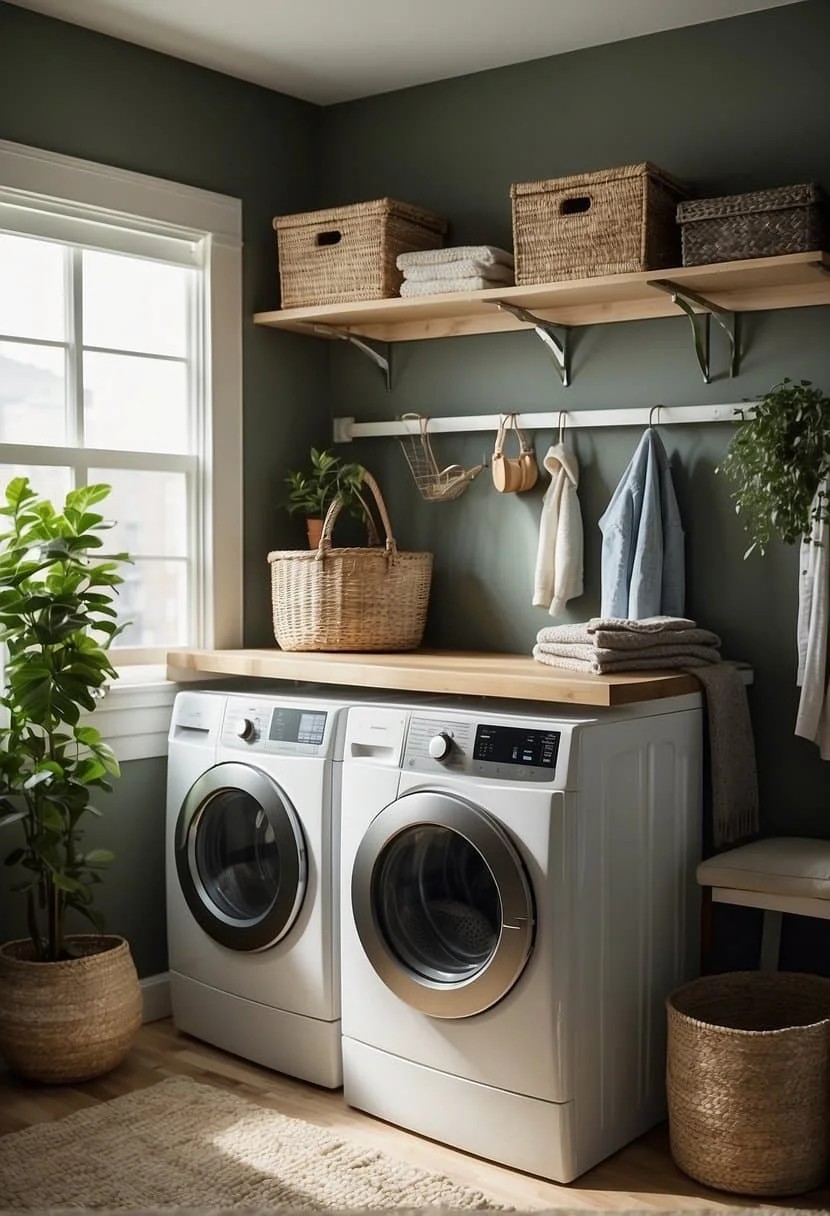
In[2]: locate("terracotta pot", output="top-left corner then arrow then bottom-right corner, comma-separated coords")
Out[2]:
306,517 -> 324,549
0,934 -> 142,1084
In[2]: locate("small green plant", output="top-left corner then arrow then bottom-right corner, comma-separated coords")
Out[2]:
284,447 -> 368,520
718,378 -> 830,557
0,478 -> 129,962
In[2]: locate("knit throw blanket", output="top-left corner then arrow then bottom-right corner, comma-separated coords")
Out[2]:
397,245 -> 514,270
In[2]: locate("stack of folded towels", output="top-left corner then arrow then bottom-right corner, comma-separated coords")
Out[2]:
533,616 -> 721,674
397,246 -> 515,297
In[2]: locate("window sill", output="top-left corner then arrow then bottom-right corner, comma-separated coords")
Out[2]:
81,666 -> 178,762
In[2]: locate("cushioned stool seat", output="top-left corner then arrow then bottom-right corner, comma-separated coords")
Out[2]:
697,837 -> 830,971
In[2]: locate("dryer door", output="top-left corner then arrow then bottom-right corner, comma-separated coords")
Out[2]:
352,790 -> 534,1018
175,762 -> 306,952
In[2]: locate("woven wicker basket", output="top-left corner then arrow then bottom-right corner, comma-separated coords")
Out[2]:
274,198 -> 447,308
667,971 -> 830,1195
268,471 -> 432,652
678,183 -> 828,266
511,162 -> 687,285
0,935 -> 142,1084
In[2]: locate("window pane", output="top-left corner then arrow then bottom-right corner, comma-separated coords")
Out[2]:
0,233 -> 66,342
83,351 -> 188,453
89,468 -> 187,557
83,250 -> 191,357
113,559 -> 188,649
0,342 -> 66,444
0,464 -> 71,507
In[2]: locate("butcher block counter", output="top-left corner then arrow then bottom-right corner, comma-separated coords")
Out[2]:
165,648 -> 704,708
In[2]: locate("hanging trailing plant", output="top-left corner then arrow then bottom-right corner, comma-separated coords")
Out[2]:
717,378 -> 830,557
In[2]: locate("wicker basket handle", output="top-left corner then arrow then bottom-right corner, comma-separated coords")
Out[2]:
316,469 -> 398,561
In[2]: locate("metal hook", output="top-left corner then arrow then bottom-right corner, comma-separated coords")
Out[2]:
648,404 -> 663,428
558,410 -> 567,445
735,406 -> 746,421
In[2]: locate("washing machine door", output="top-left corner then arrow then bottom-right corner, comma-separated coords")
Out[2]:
175,762 -> 306,952
352,790 -> 534,1018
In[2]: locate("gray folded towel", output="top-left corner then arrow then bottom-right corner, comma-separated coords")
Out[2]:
400,276 -> 511,297
532,645 -> 720,674
536,620 -> 721,651
397,244 -> 514,270
403,260 -> 515,284
587,616 -> 698,633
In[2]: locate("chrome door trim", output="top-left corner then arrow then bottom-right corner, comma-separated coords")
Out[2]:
352,790 -> 534,1018
175,761 -> 306,952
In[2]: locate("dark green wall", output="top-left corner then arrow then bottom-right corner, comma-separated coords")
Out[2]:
317,1 -> 830,966
0,0 -> 330,647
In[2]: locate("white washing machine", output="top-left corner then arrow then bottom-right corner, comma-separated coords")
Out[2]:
166,687 -> 359,1088
340,695 -> 703,1181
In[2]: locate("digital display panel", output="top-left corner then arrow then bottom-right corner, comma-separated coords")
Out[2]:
473,724 -> 559,769
268,708 -> 327,745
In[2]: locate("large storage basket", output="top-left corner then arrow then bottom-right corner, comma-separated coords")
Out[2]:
510,162 -> 687,285
274,198 -> 447,308
667,971 -> 830,1195
678,183 -> 828,266
268,472 -> 433,652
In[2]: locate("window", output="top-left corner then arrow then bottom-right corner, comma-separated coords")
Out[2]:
0,140 -> 243,669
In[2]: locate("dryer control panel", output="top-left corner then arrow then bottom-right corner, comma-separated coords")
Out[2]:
404,715 -> 561,782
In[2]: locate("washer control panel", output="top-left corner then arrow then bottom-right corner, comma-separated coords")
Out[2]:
221,698 -> 330,755
404,715 -> 561,782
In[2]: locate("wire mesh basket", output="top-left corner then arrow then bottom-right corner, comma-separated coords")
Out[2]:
398,413 -> 484,503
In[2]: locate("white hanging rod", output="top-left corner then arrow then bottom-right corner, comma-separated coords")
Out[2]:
332,403 -> 751,443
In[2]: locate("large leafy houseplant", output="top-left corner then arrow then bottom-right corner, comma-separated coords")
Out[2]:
718,379 -> 830,557
0,477 -> 128,963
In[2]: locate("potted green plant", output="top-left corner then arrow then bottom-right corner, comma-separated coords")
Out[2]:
0,476 -> 141,1084
718,378 -> 830,557
284,448 -> 377,548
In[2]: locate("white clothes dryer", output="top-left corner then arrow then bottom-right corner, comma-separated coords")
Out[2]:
166,687 -> 358,1087
340,696 -> 703,1181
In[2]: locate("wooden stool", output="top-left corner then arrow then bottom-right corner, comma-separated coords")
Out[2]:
697,837 -> 830,972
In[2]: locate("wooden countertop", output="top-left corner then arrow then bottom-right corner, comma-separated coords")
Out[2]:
166,648 -> 704,707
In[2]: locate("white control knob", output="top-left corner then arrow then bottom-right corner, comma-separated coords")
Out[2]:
428,732 -> 452,761
236,717 -> 256,741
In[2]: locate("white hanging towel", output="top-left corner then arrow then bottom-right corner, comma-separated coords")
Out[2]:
532,442 -> 583,617
796,476 -> 830,759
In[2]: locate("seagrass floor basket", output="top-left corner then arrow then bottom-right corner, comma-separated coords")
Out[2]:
268,472 -> 432,652
667,971 -> 830,1196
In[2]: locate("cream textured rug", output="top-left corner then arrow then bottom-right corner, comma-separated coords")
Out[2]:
0,1075 -> 503,1210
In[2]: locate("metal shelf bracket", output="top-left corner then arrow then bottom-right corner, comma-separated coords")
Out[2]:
494,301 -> 571,386
311,324 -> 392,391
647,279 -> 740,384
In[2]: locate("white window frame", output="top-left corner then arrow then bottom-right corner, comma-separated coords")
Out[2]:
0,140 -> 243,757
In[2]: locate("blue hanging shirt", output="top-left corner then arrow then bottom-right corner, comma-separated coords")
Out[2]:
598,427 -> 685,620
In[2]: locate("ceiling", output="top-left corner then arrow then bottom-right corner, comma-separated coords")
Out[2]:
8,0 -> 803,105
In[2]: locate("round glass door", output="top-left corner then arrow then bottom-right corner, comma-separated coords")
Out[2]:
352,791 -> 534,1018
176,762 -> 306,951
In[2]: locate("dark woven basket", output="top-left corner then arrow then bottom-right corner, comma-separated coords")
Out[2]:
678,183 -> 828,266
510,162 -> 688,284
667,971 -> 830,1196
274,198 -> 447,308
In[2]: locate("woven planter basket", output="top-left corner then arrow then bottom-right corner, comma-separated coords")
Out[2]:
678,183 -> 828,266
274,198 -> 447,308
268,471 -> 432,652
0,934 -> 141,1084
667,971 -> 830,1196
511,162 -> 687,285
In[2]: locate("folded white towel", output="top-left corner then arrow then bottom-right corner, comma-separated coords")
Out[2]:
400,276 -> 509,297
403,260 -> 515,284
397,245 -> 514,270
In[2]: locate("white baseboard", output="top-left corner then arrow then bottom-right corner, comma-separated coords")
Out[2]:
140,972 -> 172,1023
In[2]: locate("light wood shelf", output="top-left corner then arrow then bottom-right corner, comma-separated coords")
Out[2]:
254,251 -> 830,343
166,648 -> 704,708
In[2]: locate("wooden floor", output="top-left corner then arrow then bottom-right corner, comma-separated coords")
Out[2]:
1,1018 -> 829,1212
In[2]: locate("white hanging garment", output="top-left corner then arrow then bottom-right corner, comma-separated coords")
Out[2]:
532,438 -> 583,617
795,476 -> 830,759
